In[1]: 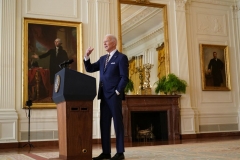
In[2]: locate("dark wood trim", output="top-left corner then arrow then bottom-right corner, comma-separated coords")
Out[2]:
1,132 -> 240,149
0,141 -> 59,149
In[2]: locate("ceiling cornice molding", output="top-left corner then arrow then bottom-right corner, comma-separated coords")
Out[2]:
122,6 -> 146,24
121,4 -> 132,13
123,25 -> 164,52
122,7 -> 162,35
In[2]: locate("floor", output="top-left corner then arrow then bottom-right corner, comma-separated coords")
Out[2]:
0,136 -> 240,159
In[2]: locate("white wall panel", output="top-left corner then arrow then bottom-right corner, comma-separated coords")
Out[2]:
201,91 -> 233,103
182,117 -> 195,132
19,119 -> 57,131
0,121 -> 16,140
92,118 -> 98,138
199,114 -> 238,125
0,120 -> 17,142
24,0 -> 78,18
92,111 -> 100,138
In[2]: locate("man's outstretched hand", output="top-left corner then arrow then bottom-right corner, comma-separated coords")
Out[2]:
85,47 -> 94,57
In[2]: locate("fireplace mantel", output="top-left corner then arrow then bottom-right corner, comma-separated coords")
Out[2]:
122,95 -> 181,141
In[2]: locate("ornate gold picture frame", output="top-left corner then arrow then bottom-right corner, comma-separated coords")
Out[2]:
200,44 -> 231,91
23,18 -> 82,108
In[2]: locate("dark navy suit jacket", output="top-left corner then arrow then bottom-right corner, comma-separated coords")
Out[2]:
84,50 -> 129,99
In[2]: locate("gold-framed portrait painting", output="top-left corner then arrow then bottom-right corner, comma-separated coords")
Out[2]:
23,18 -> 82,108
200,44 -> 231,91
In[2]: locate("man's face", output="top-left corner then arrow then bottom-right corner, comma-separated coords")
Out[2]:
54,39 -> 61,47
103,36 -> 116,53
213,52 -> 217,59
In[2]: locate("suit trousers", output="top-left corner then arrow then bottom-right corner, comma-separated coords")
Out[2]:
100,90 -> 125,154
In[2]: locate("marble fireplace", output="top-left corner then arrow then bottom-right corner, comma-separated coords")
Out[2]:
122,95 -> 181,142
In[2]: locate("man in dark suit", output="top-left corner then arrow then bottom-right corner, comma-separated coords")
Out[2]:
207,51 -> 224,86
32,38 -> 68,85
84,34 -> 129,160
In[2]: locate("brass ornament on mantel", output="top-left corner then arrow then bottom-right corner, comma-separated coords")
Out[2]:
136,0 -> 150,4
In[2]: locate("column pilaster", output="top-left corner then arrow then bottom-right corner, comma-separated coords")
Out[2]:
0,0 -> 18,142
174,0 -> 197,134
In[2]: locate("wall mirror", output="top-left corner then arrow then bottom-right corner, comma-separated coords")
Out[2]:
117,0 -> 170,95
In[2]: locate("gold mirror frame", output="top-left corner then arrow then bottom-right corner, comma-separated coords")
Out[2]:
117,0 -> 170,94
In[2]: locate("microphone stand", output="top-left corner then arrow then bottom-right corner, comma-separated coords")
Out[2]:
22,100 -> 34,149
59,59 -> 74,69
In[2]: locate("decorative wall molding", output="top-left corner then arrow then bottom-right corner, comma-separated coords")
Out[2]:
199,113 -> 239,132
175,0 -> 188,11
25,0 -> 78,18
197,13 -> 227,36
192,0 -> 234,6
0,110 -> 18,142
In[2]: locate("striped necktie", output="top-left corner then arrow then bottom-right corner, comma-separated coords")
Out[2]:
104,54 -> 110,71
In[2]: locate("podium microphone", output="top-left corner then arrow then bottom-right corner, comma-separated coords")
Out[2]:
59,59 -> 74,68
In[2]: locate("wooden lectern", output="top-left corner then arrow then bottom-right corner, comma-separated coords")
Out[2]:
52,68 -> 96,160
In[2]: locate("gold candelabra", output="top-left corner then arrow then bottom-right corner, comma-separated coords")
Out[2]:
134,49 -> 154,95
143,63 -> 154,95
136,66 -> 144,95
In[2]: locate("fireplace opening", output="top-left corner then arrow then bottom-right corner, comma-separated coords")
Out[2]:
131,111 -> 168,142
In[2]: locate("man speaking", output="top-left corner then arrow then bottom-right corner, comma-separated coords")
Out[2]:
83,34 -> 129,160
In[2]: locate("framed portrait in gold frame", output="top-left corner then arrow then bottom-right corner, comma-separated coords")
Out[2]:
23,18 -> 82,108
200,44 -> 231,91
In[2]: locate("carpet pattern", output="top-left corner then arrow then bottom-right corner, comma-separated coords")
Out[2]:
0,139 -> 240,160
0,154 -> 35,160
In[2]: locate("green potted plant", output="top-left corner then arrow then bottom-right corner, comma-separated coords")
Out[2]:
154,76 -> 167,95
154,73 -> 187,95
124,78 -> 134,94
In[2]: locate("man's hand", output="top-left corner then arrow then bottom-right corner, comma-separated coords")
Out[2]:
85,47 -> 94,57
31,54 -> 39,59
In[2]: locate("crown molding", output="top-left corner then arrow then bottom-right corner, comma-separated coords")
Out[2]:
123,25 -> 164,51
122,7 -> 162,35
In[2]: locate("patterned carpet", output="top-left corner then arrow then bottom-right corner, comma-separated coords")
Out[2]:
0,139 -> 240,160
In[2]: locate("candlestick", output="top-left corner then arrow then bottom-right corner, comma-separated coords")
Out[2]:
142,63 -> 154,95
142,53 -> 145,65
135,56 -> 137,68
150,50 -> 152,64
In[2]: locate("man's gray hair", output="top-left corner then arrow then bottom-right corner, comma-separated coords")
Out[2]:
105,34 -> 117,44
